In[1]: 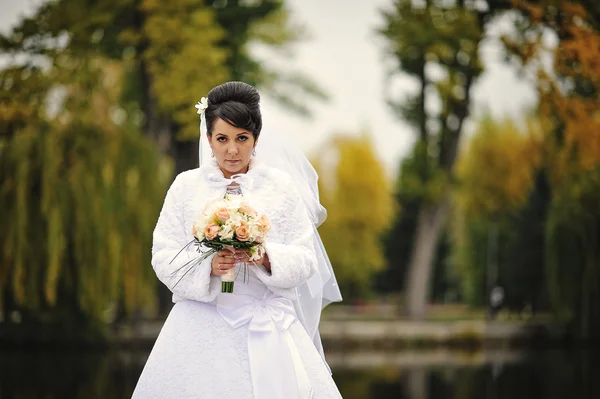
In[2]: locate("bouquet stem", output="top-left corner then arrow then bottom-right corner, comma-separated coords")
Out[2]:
221,281 -> 234,293
221,267 -> 236,293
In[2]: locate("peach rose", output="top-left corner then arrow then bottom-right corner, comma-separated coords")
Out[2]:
215,207 -> 230,223
235,222 -> 251,242
203,222 -> 220,240
257,214 -> 271,234
239,203 -> 257,217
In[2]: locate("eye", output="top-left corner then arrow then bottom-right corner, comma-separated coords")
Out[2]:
238,136 -> 248,142
216,136 -> 227,142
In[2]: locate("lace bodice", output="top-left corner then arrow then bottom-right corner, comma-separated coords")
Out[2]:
226,184 -> 243,196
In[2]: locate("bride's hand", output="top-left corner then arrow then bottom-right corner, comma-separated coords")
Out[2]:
233,249 -> 271,271
211,249 -> 237,276
250,251 -> 271,271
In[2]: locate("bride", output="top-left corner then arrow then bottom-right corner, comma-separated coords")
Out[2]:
132,81 -> 343,398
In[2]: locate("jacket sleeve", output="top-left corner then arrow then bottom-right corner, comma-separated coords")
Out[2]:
253,177 -> 317,290
151,175 -> 221,303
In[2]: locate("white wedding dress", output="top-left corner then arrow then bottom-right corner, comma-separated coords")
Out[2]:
132,161 -> 343,399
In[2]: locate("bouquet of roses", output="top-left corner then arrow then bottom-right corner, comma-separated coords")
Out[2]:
170,194 -> 271,293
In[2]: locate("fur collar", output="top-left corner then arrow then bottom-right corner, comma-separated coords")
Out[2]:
199,158 -> 268,180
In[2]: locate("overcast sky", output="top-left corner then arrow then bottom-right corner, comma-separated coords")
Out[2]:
0,0 -> 538,176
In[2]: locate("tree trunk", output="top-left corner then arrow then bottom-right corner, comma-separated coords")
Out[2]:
138,53 -> 180,316
403,52 -> 476,319
418,58 -> 428,143
404,200 -> 451,319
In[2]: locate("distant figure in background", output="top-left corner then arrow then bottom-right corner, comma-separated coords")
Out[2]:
488,286 -> 505,320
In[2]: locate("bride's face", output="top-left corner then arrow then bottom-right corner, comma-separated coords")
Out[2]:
209,118 -> 257,178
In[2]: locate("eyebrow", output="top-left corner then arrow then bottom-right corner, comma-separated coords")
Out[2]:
215,132 -> 251,136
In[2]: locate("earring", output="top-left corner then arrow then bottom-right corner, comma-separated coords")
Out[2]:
210,152 -> 215,158
252,148 -> 256,157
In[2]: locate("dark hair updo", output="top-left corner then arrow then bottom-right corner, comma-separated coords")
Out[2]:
205,81 -> 262,139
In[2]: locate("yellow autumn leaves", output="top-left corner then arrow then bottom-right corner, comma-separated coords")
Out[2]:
455,116 -> 543,220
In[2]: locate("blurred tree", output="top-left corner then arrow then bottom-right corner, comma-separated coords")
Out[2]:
0,58 -> 170,333
377,151 -> 422,296
452,116 -> 547,310
0,0 -> 324,168
210,0 -> 327,115
0,0 -> 227,168
1,0 -> 326,316
500,168 -> 551,314
455,117 -> 542,219
314,134 -> 394,300
502,0 -> 600,338
378,0 -> 486,319
377,144 -> 457,303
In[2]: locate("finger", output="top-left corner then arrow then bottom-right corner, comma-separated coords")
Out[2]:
234,251 -> 249,259
215,261 -> 235,270
213,263 -> 233,274
215,269 -> 228,276
217,257 -> 236,265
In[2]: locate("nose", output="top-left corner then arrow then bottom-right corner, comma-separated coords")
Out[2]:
227,143 -> 239,155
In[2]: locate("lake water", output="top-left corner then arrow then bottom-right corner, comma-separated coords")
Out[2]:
1,348 -> 597,398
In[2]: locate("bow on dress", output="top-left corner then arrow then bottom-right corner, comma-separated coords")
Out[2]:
217,291 -> 313,399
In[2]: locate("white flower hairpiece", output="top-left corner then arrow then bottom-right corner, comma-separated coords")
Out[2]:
195,97 -> 208,115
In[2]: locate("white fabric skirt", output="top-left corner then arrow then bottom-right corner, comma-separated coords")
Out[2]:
132,274 -> 343,399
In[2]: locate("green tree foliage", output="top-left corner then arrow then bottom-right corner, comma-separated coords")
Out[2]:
0,0 -> 228,144
379,0 -> 484,171
0,59 -> 170,329
1,0 -> 323,153
209,0 -> 327,114
1,0 -> 325,326
377,144 -> 457,303
452,116 -> 545,308
314,135 -> 394,300
502,0 -> 600,337
455,117 -> 542,219
378,0 -> 485,318
378,151 -> 422,295
545,169 -> 600,336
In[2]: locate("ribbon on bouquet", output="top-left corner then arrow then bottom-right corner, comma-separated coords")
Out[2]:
217,291 -> 313,399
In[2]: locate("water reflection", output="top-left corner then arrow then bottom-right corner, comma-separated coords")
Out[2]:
1,351 -> 141,399
0,349 -> 597,398
332,349 -> 598,399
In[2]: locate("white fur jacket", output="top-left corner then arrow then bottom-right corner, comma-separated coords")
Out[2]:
151,159 -> 318,304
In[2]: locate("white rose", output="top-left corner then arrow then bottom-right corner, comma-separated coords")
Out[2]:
248,223 -> 261,241
220,220 -> 235,239
226,194 -> 244,208
228,212 -> 243,226
221,225 -> 234,240
192,218 -> 206,240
